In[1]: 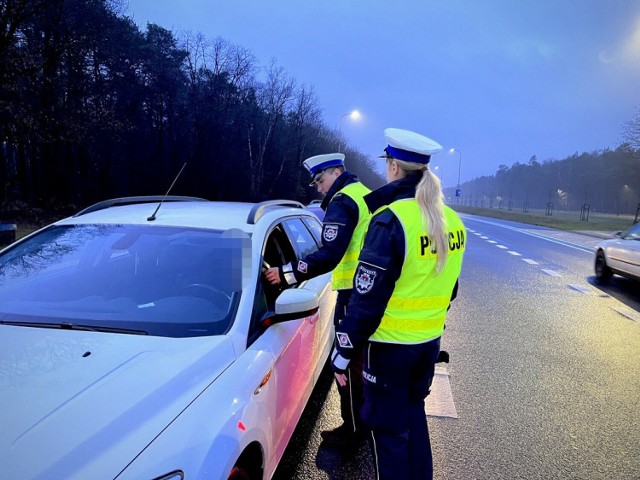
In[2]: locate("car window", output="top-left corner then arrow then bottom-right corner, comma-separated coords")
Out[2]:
302,216 -> 323,247
623,223 -> 640,240
282,218 -> 319,259
0,224 -> 247,337
249,223 -> 299,345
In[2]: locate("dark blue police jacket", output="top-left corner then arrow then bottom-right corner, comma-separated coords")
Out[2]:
290,171 -> 362,283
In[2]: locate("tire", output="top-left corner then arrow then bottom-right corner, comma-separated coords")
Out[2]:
595,250 -> 612,282
227,465 -> 252,480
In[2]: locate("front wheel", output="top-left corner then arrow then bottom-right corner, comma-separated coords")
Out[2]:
594,250 -> 612,282
227,465 -> 252,480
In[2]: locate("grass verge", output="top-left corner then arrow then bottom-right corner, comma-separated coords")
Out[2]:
451,205 -> 636,232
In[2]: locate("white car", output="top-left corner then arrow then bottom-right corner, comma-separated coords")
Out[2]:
0,196 -> 336,480
594,222 -> 640,282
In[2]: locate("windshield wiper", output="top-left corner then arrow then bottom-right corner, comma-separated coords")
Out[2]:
0,320 -> 147,335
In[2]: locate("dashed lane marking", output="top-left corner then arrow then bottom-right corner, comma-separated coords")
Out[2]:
508,251 -> 522,256
426,366 -> 458,418
480,236 -> 489,239
523,259 -> 539,265
496,245 -> 508,249
611,307 -> 640,323
488,240 -> 497,244
568,284 -> 598,295
541,269 -> 562,277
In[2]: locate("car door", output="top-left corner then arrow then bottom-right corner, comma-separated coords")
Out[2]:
250,222 -> 319,464
610,223 -> 640,278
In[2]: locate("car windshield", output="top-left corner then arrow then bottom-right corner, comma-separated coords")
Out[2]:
0,224 -> 250,337
623,223 -> 640,240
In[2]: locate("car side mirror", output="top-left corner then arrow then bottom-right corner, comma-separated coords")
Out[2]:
261,288 -> 319,327
614,231 -> 623,238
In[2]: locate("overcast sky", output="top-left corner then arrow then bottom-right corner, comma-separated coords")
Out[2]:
126,0 -> 640,185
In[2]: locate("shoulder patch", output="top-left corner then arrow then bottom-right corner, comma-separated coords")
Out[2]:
323,224 -> 339,242
354,264 -> 377,294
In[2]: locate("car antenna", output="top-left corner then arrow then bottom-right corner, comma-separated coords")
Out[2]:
147,162 -> 187,221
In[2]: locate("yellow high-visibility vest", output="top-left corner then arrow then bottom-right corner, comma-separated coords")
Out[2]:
370,199 -> 465,344
331,182 -> 372,290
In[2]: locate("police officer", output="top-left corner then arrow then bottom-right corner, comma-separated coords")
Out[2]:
330,129 -> 466,479
264,152 -> 372,447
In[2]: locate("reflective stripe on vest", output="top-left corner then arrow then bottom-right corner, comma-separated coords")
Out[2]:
370,200 -> 465,344
331,182 -> 372,290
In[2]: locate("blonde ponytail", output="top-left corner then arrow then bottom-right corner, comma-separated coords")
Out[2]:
394,159 -> 448,272
416,169 -> 448,272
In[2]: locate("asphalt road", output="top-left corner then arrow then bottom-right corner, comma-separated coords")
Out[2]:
273,215 -> 640,480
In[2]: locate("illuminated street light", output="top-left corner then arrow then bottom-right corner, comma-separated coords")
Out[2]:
338,110 -> 361,151
449,148 -> 462,204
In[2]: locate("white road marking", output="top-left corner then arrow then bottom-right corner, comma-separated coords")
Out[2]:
611,307 -> 640,323
426,366 -> 458,418
541,269 -> 562,277
487,240 -> 497,244
568,284 -> 597,295
460,216 -> 593,253
473,232 -> 482,236
523,259 -> 539,265
480,236 -> 489,239
496,245 -> 508,249
508,251 -> 522,256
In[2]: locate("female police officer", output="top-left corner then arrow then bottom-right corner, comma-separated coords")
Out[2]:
330,128 -> 466,479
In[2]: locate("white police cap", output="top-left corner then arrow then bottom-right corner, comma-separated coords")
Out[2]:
303,153 -> 345,185
382,128 -> 442,164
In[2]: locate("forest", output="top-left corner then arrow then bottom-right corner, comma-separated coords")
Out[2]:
450,146 -> 640,216
0,0 -> 383,222
1,0 -> 639,224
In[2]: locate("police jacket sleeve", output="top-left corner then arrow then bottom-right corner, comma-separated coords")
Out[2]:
333,210 -> 404,360
279,193 -> 359,285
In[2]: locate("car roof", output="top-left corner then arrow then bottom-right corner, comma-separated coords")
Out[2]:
57,197 -> 316,232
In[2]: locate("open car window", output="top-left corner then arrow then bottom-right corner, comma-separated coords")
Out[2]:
248,223 -> 299,345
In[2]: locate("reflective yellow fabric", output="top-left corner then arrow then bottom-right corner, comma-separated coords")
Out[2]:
331,182 -> 372,290
370,200 -> 465,344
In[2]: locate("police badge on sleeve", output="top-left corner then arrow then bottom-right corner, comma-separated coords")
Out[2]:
355,265 -> 377,294
323,224 -> 339,242
336,332 -> 353,348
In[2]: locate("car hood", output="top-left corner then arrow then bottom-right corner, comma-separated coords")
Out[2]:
0,325 -> 236,479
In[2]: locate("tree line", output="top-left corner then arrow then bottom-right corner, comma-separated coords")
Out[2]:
451,146 -> 640,215
0,0 -> 384,222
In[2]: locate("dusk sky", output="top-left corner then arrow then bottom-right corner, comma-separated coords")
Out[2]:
126,1 -> 640,186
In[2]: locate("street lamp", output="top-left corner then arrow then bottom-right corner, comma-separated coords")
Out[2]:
338,110 -> 361,151
449,148 -> 462,204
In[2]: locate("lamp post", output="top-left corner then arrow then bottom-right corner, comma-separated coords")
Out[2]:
338,110 -> 361,151
449,148 -> 462,204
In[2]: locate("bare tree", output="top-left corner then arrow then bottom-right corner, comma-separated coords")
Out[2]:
266,83 -> 321,196
247,61 -> 296,198
622,106 -> 640,149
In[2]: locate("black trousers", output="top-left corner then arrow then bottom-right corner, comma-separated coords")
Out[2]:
361,337 -> 441,480
333,289 -> 365,434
